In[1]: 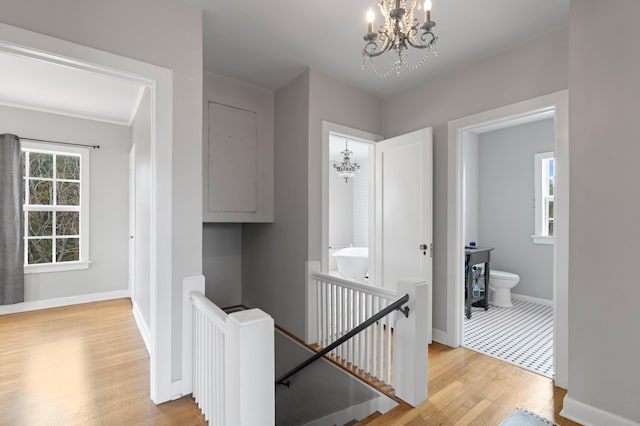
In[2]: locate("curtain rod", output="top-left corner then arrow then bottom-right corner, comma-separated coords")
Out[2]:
19,137 -> 100,150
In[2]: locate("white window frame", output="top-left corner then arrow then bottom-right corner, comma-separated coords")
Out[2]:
533,151 -> 554,245
22,141 -> 90,273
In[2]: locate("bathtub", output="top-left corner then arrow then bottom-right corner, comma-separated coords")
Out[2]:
332,247 -> 369,280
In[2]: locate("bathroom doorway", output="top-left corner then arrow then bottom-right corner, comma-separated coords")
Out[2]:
328,134 -> 375,283
321,122 -> 433,292
447,91 -> 569,387
461,112 -> 556,378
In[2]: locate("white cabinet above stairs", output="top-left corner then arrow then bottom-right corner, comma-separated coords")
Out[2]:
203,72 -> 274,223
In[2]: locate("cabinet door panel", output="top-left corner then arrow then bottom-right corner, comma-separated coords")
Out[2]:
208,102 -> 257,213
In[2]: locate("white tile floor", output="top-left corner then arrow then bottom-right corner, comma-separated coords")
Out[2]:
463,298 -> 554,378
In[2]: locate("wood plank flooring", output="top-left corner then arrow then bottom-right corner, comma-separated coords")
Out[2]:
0,298 -> 205,425
0,299 -> 579,425
377,343 -> 581,426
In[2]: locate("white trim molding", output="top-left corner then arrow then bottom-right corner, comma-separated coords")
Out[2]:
431,328 -> 448,345
561,395 -> 640,426
0,290 -> 129,315
446,90 -> 569,389
132,301 -> 151,354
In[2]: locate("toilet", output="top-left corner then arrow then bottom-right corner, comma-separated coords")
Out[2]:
489,270 -> 520,308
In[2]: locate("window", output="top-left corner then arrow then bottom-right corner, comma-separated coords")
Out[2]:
533,151 -> 554,244
22,142 -> 90,272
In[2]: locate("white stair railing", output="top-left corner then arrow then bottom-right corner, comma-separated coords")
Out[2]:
190,291 -> 274,425
306,261 -> 431,407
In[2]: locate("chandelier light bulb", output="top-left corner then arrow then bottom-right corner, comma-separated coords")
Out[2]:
366,9 -> 375,32
424,0 -> 432,21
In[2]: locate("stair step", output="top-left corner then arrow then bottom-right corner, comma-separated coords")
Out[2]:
341,420 -> 359,426
358,411 -> 382,425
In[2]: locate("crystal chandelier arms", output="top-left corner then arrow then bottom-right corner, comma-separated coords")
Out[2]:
405,27 -> 436,49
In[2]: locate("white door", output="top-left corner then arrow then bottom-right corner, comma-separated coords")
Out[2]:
374,128 -> 433,290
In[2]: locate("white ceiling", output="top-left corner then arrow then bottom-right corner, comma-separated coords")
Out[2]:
196,0 -> 569,97
0,52 -> 145,125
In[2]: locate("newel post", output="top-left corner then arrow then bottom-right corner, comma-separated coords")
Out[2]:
305,261 -> 321,345
393,279 -> 431,407
226,309 -> 275,425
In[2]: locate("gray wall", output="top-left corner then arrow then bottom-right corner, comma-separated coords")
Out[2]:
242,71 -> 310,337
202,71 -> 274,309
203,223 -> 242,307
307,69 -> 383,261
0,105 -> 129,301
477,119 -> 554,301
568,1 -> 640,422
383,27 -> 568,332
242,69 -> 383,337
0,0 -> 204,382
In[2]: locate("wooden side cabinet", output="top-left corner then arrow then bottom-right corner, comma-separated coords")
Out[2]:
203,74 -> 274,223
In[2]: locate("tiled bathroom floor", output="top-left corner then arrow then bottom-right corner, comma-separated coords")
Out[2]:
463,298 -> 554,378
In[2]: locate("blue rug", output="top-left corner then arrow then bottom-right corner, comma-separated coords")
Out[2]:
500,409 -> 558,425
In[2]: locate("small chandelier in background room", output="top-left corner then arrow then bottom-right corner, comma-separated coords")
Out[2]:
333,141 -> 360,183
362,0 -> 438,77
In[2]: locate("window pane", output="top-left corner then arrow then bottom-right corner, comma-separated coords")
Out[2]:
548,200 -> 554,219
57,155 -> 80,180
56,212 -> 80,236
57,182 -> 80,206
29,152 -> 53,178
28,239 -> 52,264
56,238 -> 79,262
28,211 -> 53,236
29,180 -> 53,205
548,221 -> 554,237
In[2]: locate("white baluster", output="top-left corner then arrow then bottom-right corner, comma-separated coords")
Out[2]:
386,309 -> 392,384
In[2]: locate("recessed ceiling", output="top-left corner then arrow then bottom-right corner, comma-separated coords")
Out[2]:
196,0 -> 569,97
0,52 -> 145,125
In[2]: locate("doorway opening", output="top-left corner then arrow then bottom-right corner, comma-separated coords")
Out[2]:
0,23 -> 174,402
328,134 -> 375,284
447,91 -> 569,388
461,112 -> 556,378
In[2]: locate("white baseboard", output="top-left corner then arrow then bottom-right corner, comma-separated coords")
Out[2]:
432,328 -> 448,345
561,395 -> 639,426
0,289 -> 130,315
511,293 -> 553,306
132,301 -> 151,355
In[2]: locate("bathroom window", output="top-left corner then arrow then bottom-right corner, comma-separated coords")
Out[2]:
22,142 -> 90,273
533,151 -> 554,244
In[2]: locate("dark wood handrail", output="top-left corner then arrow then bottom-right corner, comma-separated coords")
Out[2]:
275,293 -> 410,386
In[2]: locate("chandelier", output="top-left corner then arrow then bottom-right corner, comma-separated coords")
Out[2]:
362,0 -> 438,77
333,141 -> 360,183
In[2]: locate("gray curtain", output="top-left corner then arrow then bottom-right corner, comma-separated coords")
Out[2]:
0,133 -> 24,304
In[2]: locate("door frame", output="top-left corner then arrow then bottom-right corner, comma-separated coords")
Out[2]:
129,144 -> 136,298
0,23 -> 175,403
446,90 -> 569,388
321,121 -> 382,281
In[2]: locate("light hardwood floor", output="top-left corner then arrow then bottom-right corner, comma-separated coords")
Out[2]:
0,298 -> 205,425
0,299 -> 579,425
